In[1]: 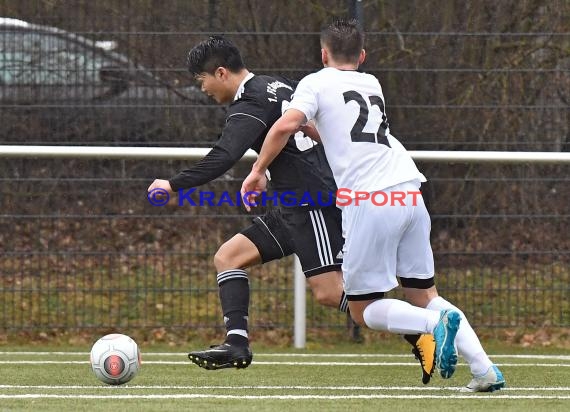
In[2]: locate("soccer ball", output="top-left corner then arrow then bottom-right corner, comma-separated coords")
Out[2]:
90,333 -> 141,385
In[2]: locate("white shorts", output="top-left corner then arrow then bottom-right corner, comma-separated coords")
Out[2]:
341,180 -> 435,297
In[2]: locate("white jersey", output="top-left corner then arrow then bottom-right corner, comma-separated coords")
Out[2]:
288,67 -> 425,195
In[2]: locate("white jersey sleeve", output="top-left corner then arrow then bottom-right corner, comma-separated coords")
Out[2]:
288,67 -> 425,194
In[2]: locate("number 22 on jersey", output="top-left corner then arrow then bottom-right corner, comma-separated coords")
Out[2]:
343,90 -> 391,147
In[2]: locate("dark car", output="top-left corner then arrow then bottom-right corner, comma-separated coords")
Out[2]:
0,17 -> 212,146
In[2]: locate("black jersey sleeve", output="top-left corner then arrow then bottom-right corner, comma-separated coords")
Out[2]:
168,145 -> 236,191
168,113 -> 267,191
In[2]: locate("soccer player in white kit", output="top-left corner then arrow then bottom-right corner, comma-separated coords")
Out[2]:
242,18 -> 505,392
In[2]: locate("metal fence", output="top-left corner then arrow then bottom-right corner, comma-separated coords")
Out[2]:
0,1 -> 569,339
1,153 -> 568,337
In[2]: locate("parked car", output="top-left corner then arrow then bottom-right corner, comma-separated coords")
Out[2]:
0,17 -> 214,145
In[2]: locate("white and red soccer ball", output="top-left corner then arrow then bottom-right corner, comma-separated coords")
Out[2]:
90,333 -> 141,385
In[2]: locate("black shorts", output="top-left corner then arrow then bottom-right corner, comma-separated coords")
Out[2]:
241,205 -> 344,278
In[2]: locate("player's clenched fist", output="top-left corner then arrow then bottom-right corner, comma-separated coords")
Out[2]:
147,179 -> 173,194
240,171 -> 267,212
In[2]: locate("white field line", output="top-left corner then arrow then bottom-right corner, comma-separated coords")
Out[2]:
1,352 -> 569,360
1,353 -> 567,401
0,394 -> 569,400
0,384 -> 569,392
0,360 -> 568,367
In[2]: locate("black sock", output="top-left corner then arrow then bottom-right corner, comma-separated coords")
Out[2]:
217,269 -> 249,347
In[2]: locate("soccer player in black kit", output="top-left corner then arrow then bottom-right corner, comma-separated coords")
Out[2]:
148,36 -> 346,369
148,36 -> 434,381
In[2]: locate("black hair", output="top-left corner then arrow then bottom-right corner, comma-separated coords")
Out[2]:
320,18 -> 365,63
187,35 -> 245,75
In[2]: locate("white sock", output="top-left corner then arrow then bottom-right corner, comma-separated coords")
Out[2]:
427,296 -> 493,375
363,298 -> 441,334
227,329 -> 248,338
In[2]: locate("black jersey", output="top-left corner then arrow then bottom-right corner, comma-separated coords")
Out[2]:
169,74 -> 337,208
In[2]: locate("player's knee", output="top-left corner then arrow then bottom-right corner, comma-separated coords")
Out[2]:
312,288 -> 339,308
213,249 -> 226,272
214,240 -> 258,272
213,244 -> 237,271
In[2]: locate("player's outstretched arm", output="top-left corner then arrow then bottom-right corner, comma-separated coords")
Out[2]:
153,116 -> 268,193
241,109 -> 307,211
